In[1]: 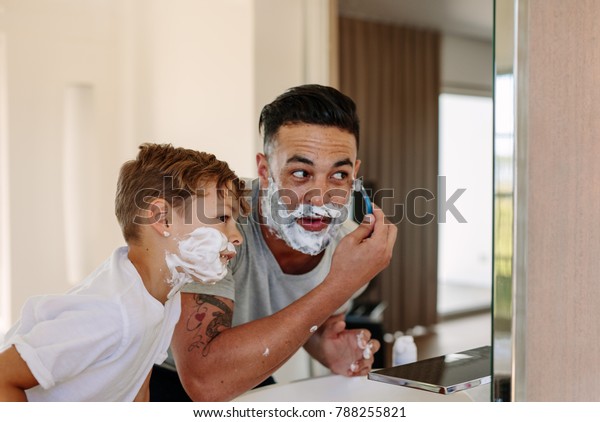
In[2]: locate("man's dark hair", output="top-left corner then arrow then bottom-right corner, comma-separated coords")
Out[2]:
259,84 -> 360,155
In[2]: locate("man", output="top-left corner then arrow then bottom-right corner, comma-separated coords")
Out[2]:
150,85 -> 397,401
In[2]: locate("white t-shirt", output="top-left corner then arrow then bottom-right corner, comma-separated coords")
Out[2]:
1,247 -> 182,401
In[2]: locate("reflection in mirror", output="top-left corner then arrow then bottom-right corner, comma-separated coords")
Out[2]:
338,0 -> 493,378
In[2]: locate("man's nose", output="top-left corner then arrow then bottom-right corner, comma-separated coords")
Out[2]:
304,179 -> 328,206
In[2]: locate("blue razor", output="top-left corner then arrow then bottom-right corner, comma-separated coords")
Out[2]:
353,178 -> 373,215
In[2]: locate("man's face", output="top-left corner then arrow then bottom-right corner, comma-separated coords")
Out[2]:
257,123 -> 361,255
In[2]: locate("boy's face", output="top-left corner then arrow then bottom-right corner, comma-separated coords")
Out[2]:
169,182 -> 242,266
256,123 -> 360,254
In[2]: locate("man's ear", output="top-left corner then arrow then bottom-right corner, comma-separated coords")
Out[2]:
256,153 -> 270,189
147,198 -> 171,238
353,159 -> 362,179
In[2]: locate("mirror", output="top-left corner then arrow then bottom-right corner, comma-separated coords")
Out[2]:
337,0 -> 493,375
493,0 -> 515,401
493,0 -> 529,402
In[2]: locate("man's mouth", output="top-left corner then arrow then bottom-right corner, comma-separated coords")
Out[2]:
297,216 -> 331,232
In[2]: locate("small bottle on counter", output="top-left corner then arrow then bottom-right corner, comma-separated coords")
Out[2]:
392,335 -> 417,366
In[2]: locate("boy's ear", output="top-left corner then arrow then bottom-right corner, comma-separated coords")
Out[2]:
147,198 -> 171,237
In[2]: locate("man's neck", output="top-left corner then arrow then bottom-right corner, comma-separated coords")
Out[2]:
259,223 -> 325,275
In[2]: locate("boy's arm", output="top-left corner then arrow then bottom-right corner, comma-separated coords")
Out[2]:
172,208 -> 396,401
0,345 -> 39,401
134,370 -> 152,402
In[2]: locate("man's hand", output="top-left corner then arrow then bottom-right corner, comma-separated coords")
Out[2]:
305,314 -> 381,377
329,206 -> 397,294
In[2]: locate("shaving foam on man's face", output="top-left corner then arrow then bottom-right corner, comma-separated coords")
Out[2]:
260,176 -> 351,255
165,227 -> 236,292
259,123 -> 359,255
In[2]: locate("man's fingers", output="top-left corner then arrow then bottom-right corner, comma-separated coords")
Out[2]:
327,320 -> 346,336
348,339 -> 380,375
370,206 -> 396,244
368,205 -> 396,265
347,213 -> 375,243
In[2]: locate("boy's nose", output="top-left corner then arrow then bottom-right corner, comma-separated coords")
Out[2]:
228,225 -> 243,246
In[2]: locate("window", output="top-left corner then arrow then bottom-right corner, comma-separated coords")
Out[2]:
437,93 -> 493,315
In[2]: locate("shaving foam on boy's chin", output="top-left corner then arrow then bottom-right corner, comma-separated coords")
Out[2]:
260,177 -> 350,256
165,227 -> 235,297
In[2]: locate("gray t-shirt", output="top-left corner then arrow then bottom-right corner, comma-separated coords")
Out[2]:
181,182 -> 357,326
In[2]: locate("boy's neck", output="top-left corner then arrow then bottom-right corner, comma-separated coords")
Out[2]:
127,245 -> 171,305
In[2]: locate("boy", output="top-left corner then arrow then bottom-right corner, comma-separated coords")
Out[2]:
0,143 -> 246,401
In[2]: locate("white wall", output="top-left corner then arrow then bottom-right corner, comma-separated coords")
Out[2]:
1,0 -> 124,329
0,0 -> 331,333
126,0 -> 257,177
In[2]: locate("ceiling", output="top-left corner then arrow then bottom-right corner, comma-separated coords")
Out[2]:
338,0 -> 494,41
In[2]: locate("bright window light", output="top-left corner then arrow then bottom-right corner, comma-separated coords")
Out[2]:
438,94 -> 493,295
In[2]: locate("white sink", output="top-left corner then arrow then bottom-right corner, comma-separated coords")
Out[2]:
232,374 -> 489,402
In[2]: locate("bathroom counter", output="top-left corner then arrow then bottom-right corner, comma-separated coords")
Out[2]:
232,374 -> 490,402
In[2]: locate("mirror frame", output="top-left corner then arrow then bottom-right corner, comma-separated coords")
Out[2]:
492,0 -> 529,402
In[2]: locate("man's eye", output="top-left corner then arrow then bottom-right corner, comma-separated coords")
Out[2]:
332,171 -> 349,180
292,170 -> 309,179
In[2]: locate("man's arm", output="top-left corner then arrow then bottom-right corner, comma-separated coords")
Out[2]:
0,346 -> 39,401
172,207 -> 396,401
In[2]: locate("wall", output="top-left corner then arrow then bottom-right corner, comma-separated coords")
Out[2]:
1,0 -> 124,331
515,0 -> 600,401
441,34 -> 493,95
125,0 -> 256,177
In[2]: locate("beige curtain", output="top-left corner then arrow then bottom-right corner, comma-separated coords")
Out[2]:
339,17 -> 440,333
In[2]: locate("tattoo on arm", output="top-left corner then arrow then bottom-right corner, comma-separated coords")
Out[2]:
185,294 -> 232,356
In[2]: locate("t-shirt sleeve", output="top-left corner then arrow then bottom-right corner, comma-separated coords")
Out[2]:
180,267 -> 236,300
5,295 -> 123,389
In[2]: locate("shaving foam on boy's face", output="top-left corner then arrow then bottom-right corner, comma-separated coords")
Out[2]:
260,176 -> 351,255
165,227 -> 235,291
